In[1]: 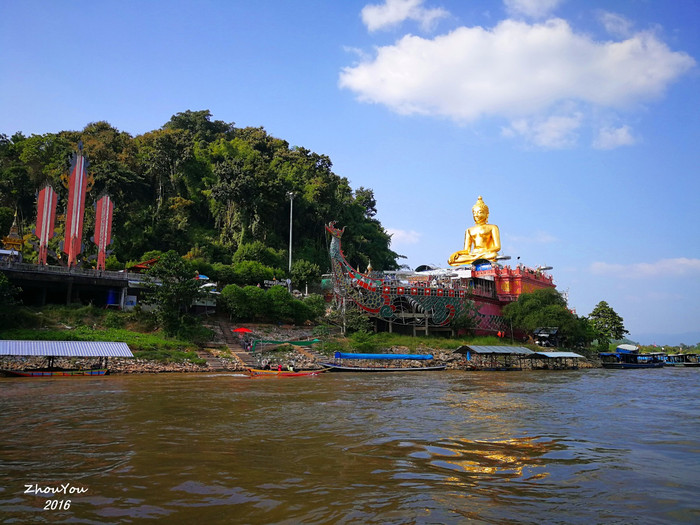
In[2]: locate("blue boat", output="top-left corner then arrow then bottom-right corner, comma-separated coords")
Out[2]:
321,352 -> 446,372
664,354 -> 700,367
599,345 -> 664,369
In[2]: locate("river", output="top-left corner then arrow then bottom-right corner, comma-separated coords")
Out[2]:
1,368 -> 698,524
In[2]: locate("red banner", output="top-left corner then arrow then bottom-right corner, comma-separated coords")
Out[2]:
63,148 -> 90,267
34,184 -> 58,265
93,195 -> 113,270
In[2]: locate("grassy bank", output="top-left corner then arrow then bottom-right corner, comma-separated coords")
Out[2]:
0,306 -> 205,364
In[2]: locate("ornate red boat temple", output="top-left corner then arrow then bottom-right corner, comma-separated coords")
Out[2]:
325,196 -> 556,337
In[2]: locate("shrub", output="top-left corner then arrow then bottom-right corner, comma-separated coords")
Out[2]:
232,260 -> 275,286
303,294 -> 326,322
349,330 -> 377,353
104,311 -> 126,329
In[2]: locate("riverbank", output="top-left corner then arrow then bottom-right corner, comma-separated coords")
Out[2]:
0,321 -> 597,374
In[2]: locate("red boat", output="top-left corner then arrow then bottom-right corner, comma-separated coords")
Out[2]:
246,368 -> 326,377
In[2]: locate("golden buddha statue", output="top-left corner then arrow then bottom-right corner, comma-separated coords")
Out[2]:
448,196 -> 501,266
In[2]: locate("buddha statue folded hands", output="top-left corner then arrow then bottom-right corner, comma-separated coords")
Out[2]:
448,196 -> 501,266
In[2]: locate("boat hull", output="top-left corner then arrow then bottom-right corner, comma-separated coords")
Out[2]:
601,363 -> 664,369
320,363 -> 446,373
246,368 -> 326,377
3,369 -> 108,377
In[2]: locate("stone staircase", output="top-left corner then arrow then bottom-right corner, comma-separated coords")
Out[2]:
295,346 -> 327,364
196,350 -> 227,371
217,320 -> 258,369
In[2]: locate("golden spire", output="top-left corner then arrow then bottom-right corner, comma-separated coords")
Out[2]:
2,210 -> 23,252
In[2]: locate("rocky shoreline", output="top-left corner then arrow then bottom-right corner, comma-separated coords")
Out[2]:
1,347 -> 595,375
0,323 -> 595,374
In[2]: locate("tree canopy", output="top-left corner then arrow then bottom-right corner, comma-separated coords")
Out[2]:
502,288 -> 594,348
588,300 -> 629,350
0,111 -> 402,280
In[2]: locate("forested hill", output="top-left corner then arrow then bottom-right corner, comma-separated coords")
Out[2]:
0,110 -> 402,278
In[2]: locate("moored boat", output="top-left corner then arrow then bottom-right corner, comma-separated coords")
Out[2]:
664,354 -> 700,367
246,368 -> 326,377
321,351 -> 446,372
599,345 -> 664,369
3,368 -> 108,377
320,362 -> 446,372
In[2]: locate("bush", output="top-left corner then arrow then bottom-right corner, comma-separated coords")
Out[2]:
232,260 -> 275,286
303,294 -> 326,322
349,330 -> 377,353
104,311 -> 126,329
175,315 -> 214,344
212,262 -> 236,285
232,241 -> 285,268
326,305 -> 372,334
268,285 -> 297,323
220,284 -> 250,321
243,285 -> 271,321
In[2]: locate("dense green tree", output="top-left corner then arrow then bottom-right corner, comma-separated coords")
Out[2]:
1,110 -> 402,284
291,260 -> 321,290
232,261 -> 276,286
354,187 -> 378,218
502,288 -> 592,347
0,207 -> 14,238
303,294 -> 327,322
143,250 -> 206,336
0,273 -> 19,306
588,301 -> 629,350
0,273 -> 22,326
232,241 -> 285,268
220,284 -> 251,321
165,110 -> 235,143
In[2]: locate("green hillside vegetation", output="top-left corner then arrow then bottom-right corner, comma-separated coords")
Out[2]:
0,110 -> 401,282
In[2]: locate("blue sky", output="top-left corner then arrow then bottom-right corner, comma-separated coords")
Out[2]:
1,0 -> 698,345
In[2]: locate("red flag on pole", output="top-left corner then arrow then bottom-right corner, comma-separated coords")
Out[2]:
93,194 -> 113,271
34,184 -> 58,265
63,144 -> 91,267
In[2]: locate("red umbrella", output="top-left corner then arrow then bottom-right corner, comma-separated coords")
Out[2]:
232,327 -> 253,333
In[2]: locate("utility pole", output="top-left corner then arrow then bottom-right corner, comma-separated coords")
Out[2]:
287,192 -> 295,272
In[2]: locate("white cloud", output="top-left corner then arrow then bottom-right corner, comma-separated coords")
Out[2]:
502,111 -> 582,148
599,11 -> 634,38
593,125 -> 636,149
504,0 -> 562,19
590,258 -> 700,278
361,0 -> 449,32
387,228 -> 422,246
340,17 -> 695,147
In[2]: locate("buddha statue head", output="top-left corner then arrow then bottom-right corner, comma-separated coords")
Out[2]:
472,196 -> 489,225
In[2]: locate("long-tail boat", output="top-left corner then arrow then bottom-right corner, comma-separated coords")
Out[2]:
4,368 -> 107,377
246,368 -> 327,377
321,352 -> 446,372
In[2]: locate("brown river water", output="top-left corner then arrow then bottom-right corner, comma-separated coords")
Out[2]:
1,368 -> 699,524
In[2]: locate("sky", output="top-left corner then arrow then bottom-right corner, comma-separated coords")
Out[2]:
1,0 -> 698,345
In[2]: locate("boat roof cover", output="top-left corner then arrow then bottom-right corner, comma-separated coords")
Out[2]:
457,345 -> 535,355
533,351 -> 584,359
617,344 -> 638,351
0,341 -> 133,357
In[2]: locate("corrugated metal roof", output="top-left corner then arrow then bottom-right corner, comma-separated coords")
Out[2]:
0,341 -> 133,357
466,345 -> 535,355
533,351 -> 584,359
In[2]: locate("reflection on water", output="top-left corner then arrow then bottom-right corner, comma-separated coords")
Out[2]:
1,369 -> 699,524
